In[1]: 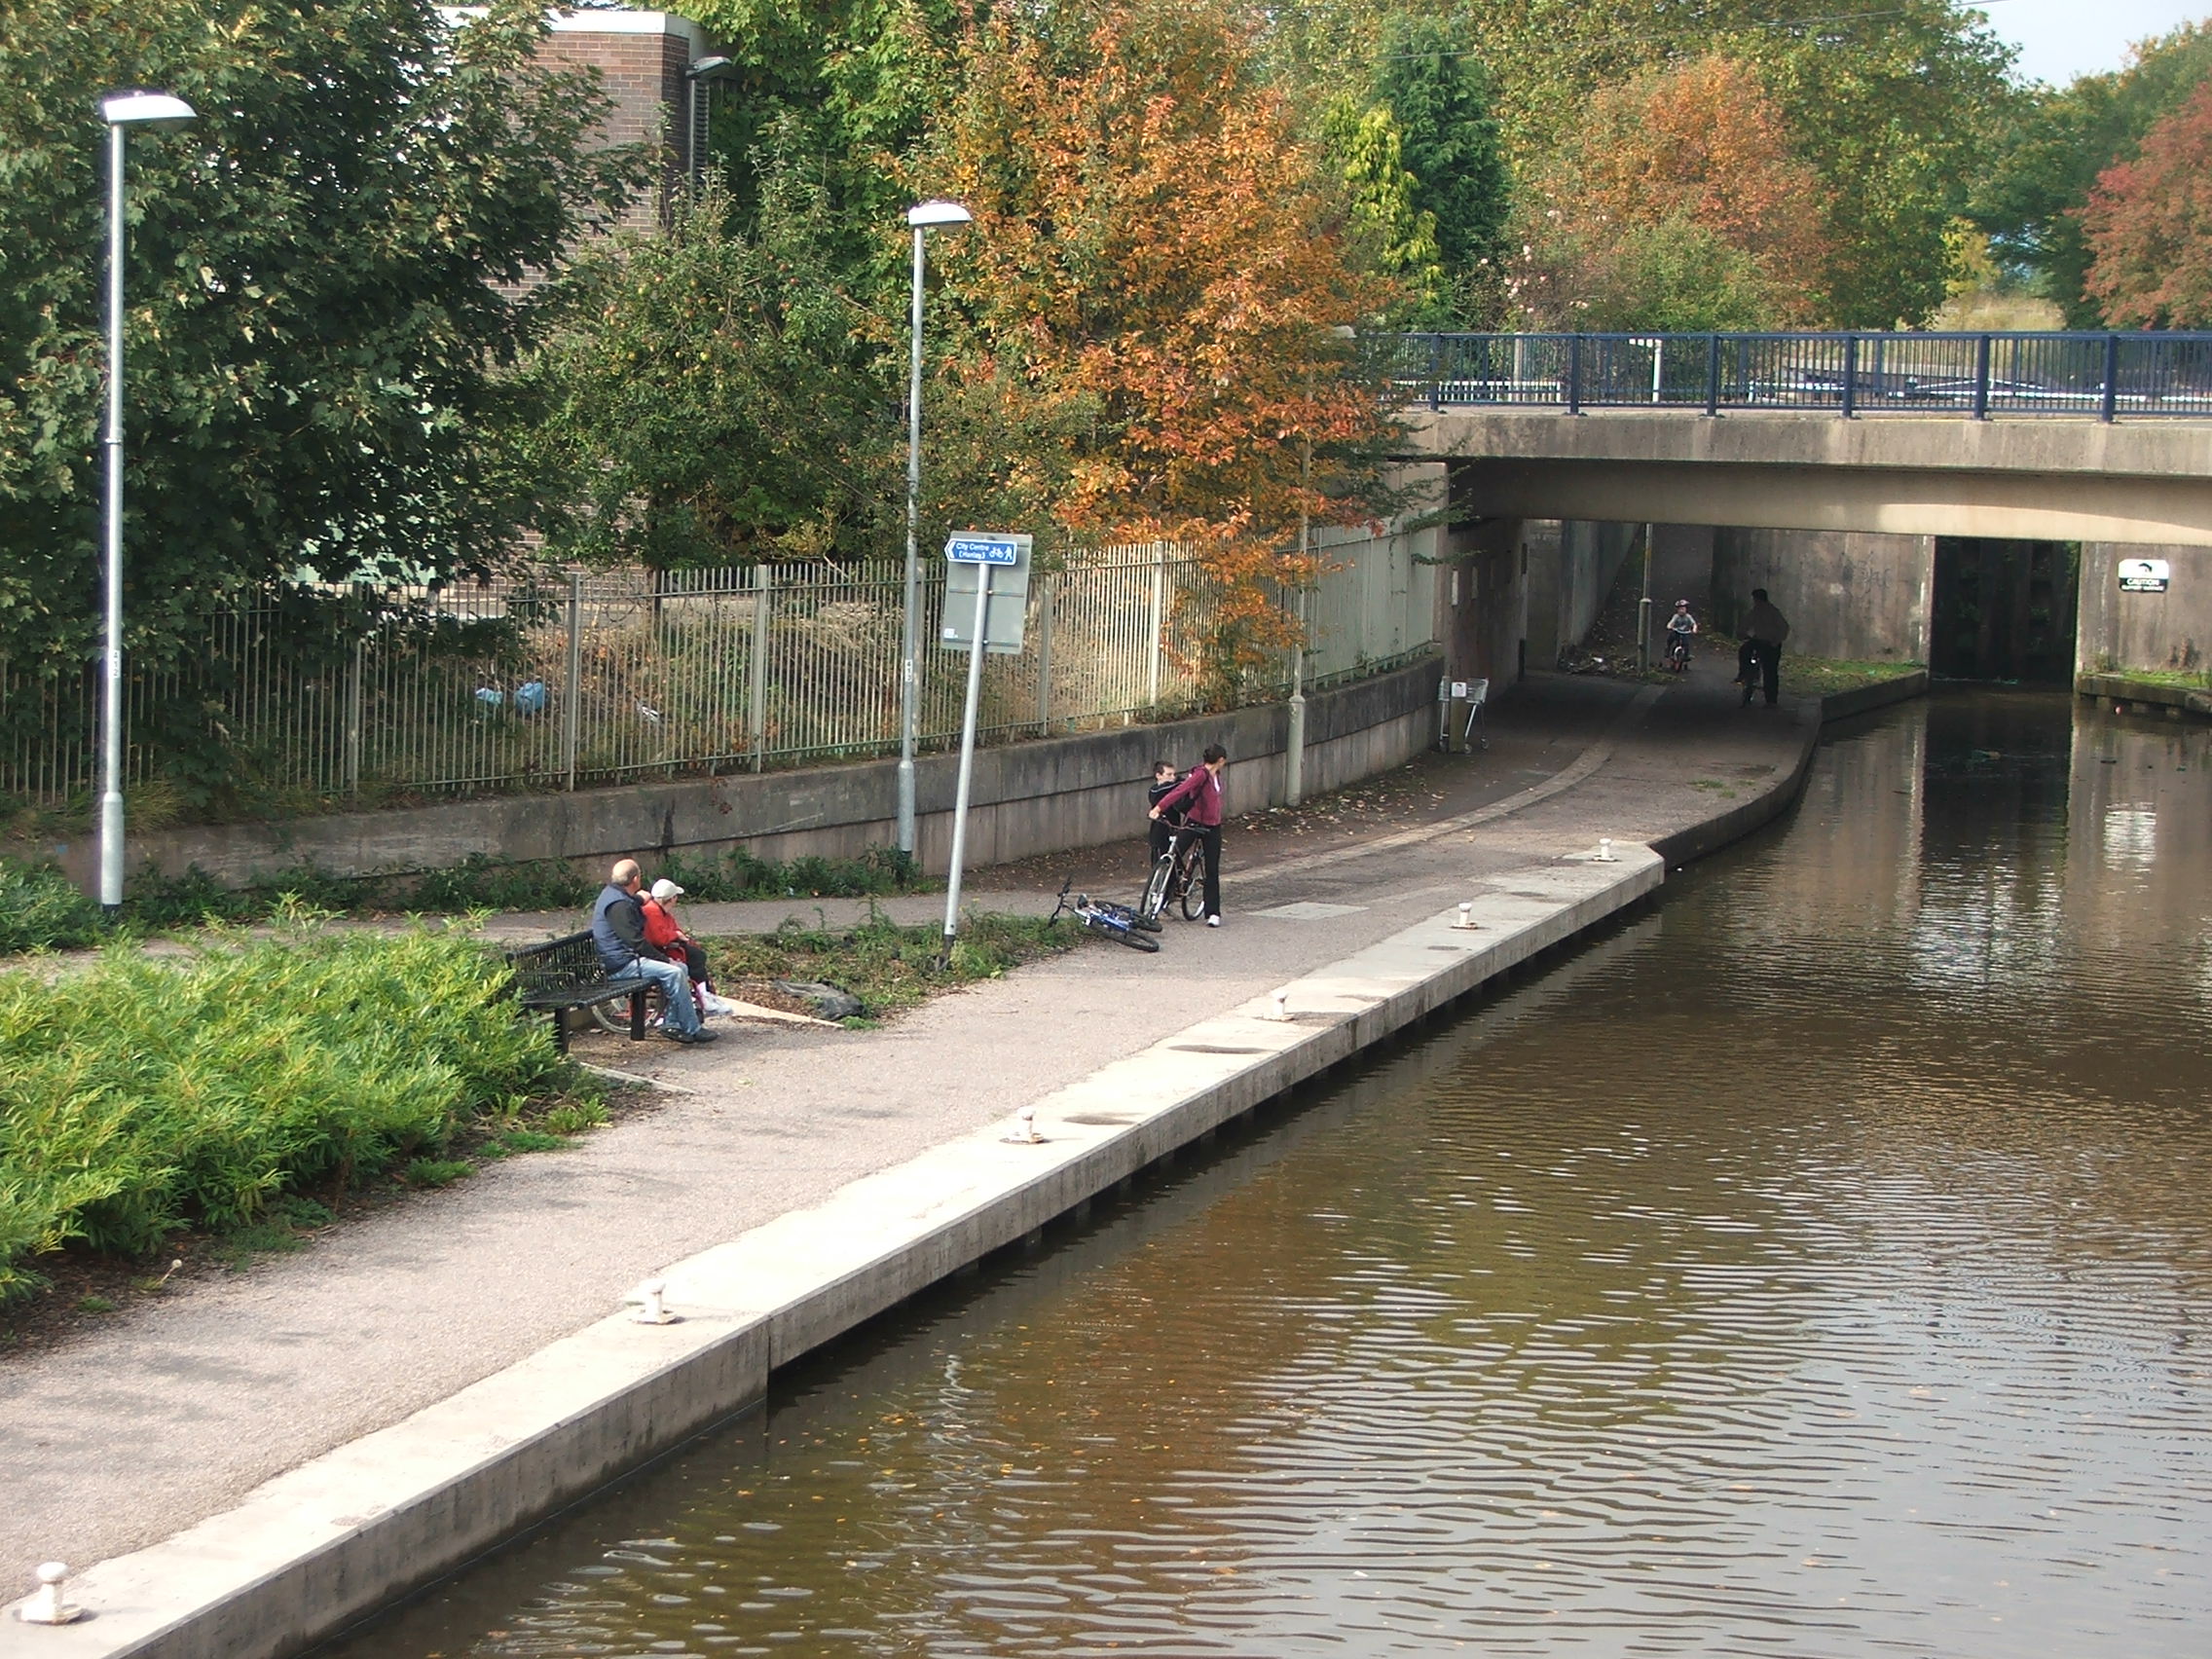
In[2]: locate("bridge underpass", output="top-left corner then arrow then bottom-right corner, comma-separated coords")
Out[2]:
1376,338 -> 2212,695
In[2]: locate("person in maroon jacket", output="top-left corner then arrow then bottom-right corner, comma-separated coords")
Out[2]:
1147,743 -> 1229,926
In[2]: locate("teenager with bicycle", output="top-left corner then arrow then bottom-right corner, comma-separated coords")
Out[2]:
1147,759 -> 1185,866
1147,744 -> 1228,927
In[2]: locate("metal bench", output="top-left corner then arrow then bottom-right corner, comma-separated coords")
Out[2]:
505,930 -> 651,1052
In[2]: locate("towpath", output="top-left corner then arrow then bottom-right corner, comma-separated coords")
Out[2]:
0,669 -> 1829,1590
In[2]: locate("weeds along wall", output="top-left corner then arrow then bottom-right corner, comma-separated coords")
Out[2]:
2,535 -> 1435,819
64,657 -> 1444,888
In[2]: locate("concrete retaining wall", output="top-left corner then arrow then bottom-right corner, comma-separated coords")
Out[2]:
2076,671 -> 2212,720
2075,542 -> 2212,678
1711,527 -> 1933,662
63,660 -> 1441,888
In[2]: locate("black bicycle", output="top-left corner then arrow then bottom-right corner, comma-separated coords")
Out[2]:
1141,824 -> 1209,924
1052,878 -> 1161,952
1739,641 -> 1767,706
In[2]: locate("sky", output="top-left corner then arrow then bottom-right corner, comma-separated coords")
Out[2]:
1975,0 -> 2210,85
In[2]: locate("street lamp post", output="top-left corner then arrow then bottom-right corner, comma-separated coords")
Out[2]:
96,89 -> 196,911
895,199 -> 973,863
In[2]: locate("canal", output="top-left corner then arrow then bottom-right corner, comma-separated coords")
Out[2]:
332,689 -> 2212,1659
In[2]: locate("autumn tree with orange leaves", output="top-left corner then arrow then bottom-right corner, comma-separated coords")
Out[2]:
1506,55 -> 1832,332
916,0 -> 1405,700
2079,78 -> 2212,329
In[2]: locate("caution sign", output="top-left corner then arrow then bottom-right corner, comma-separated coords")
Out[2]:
2118,557 -> 2171,594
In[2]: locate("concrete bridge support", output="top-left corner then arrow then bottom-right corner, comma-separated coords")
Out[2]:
2076,542 -> 2212,677
1711,529 -> 1934,664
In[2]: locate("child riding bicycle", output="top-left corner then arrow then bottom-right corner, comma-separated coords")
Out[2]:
1665,600 -> 1698,670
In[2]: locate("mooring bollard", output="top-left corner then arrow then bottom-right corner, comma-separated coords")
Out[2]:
16,1563 -> 85,1626
630,1279 -> 678,1325
1596,837 -> 1617,863
1456,901 -> 1476,930
1271,989 -> 1289,1021
1004,1106 -> 1042,1144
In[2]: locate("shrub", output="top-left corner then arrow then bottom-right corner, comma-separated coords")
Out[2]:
0,864 -> 100,954
0,928 -> 560,1300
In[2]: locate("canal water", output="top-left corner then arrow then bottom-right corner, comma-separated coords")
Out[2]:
334,689 -> 2212,1659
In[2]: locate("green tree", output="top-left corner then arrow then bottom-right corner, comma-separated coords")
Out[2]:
524,167 -> 900,570
0,0 -> 641,685
1976,22 -> 2212,324
1320,98 -> 1444,316
1370,11 -> 1510,319
680,0 -> 962,307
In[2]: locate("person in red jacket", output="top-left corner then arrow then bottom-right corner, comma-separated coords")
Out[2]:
642,878 -> 731,1018
1147,743 -> 1229,926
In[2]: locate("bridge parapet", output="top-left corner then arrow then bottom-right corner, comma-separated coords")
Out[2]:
1375,331 -> 2212,422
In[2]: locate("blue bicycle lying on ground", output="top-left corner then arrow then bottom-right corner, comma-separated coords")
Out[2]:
1051,878 -> 1161,952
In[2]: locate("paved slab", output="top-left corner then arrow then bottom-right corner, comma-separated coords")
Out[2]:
0,667 -> 1819,1611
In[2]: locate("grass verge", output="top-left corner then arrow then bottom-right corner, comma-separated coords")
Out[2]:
0,925 -> 585,1309
0,845 -> 927,957
2082,666 -> 2212,692
1781,656 -> 1925,698
702,910 -> 1075,1024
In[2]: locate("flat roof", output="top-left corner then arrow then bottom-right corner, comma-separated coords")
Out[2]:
437,8 -> 711,48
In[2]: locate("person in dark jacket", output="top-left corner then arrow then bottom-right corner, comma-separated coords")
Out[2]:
1148,744 -> 1229,926
1146,759 -> 1185,866
591,859 -> 714,1043
1737,588 -> 1790,708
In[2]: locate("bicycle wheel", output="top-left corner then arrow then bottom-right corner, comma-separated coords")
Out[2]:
1178,841 -> 1209,921
589,983 -> 665,1035
1142,854 -> 1174,921
1112,921 -> 1161,952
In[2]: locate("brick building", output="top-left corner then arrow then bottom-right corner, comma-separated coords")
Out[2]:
446,7 -> 722,229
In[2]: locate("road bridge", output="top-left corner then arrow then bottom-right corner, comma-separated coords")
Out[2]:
1383,331 -> 2212,547
1370,333 -> 2212,693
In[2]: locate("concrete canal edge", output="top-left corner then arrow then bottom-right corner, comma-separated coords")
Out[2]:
1,683 -> 1914,1659
2076,668 -> 2212,722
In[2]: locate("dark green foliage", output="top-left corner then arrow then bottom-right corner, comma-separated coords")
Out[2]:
525,172 -> 902,569
407,854 -> 593,916
0,929 -> 564,1300
658,844 -> 921,902
0,863 -> 100,953
402,1159 -> 475,1189
1371,15 -> 1510,325
0,0 -> 643,742
682,0 -> 961,299
709,910 -> 1068,1017
0,846 -> 927,955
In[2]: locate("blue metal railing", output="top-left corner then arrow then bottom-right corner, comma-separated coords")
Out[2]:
1372,331 -> 2212,421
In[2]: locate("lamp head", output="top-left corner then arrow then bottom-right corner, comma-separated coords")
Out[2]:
906,200 -> 974,230
685,55 -> 738,81
99,89 -> 197,129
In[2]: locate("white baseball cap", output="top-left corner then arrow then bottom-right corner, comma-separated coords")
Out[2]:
649,878 -> 684,902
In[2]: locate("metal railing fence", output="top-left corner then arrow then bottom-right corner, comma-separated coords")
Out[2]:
1,534 -> 1435,810
1377,331 -> 2212,420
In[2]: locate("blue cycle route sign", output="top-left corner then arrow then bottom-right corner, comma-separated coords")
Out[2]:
945,535 -> 1023,567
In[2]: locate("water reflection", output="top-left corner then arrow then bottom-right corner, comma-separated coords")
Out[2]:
334,691 -> 2212,1659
